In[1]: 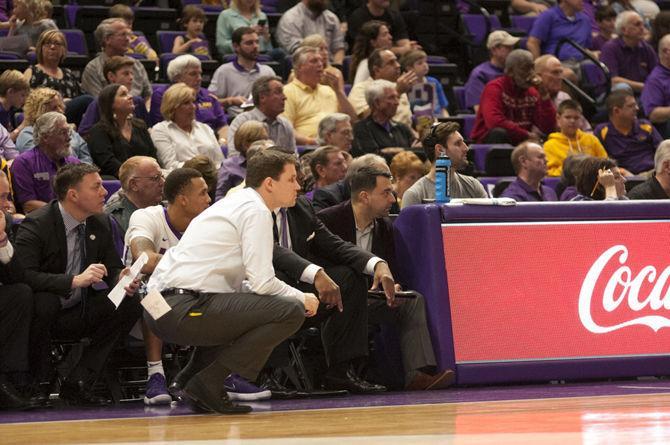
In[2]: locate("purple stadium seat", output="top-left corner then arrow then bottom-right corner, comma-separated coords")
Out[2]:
510,15 -> 536,34
469,143 -> 514,173
61,29 -> 88,56
461,14 -> 502,46
344,83 -> 352,96
261,0 -> 280,13
341,55 -> 352,81
452,86 -> 466,110
460,114 -> 476,137
426,55 -> 448,64
103,180 -> 121,201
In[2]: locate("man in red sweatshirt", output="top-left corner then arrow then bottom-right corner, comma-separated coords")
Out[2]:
470,49 -> 557,145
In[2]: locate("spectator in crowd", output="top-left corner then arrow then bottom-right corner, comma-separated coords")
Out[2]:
347,0 -> 414,56
0,123 -> 18,163
464,31 -> 518,113
283,47 -> 357,145
628,139 -> 670,199
400,49 -> 449,119
219,139 -> 275,198
15,163 -> 142,406
151,83 -> 222,173
471,49 -> 556,145
16,88 -> 91,163
640,34 -> 670,138
610,0 -> 659,25
105,156 -> 165,234
352,79 -> 414,157
349,20 -> 393,85
24,30 -> 91,127
208,27 -> 275,118
172,5 -> 211,58
7,0 -> 56,54
125,168 -> 210,406
571,155 -> 627,200
595,89 -> 661,174
312,153 -> 391,212
511,0 -> 555,15
228,76 -> 296,156
87,84 -> 157,178
557,154 -> 588,200
348,49 -> 416,129
79,56 -> 150,136
11,112 -> 80,214
277,0 -> 345,64
296,33 -> 346,91
527,0 -> 592,64
651,10 -> 670,49
501,142 -> 557,201
0,70 -> 29,141
592,5 -> 617,51
317,113 -> 353,154
390,150 -> 427,206
81,18 -> 152,99
0,169 -> 35,410
184,154 -> 219,202
146,150 -> 317,414
309,145 -> 348,192
544,100 -> 607,176
216,0 -> 272,56
108,4 -> 158,61
600,11 -> 657,93
216,120 -> 268,200
317,166 -> 455,390
150,55 -> 228,142
403,122 -> 487,208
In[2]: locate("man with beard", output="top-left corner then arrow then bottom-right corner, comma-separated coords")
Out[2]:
277,0 -> 346,65
208,27 -> 276,119
11,112 -> 80,214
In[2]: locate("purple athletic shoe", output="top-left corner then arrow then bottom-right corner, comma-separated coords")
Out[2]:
224,374 -> 271,401
144,373 -> 173,405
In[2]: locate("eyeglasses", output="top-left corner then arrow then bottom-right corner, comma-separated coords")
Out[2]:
44,41 -> 64,47
133,173 -> 164,182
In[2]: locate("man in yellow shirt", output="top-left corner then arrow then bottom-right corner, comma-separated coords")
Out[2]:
544,99 -> 608,176
283,47 -> 357,145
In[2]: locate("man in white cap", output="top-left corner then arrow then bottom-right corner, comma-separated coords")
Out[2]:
463,31 -> 520,113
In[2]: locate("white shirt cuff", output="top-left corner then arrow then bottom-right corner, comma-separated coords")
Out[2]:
0,241 -> 14,265
300,264 -> 322,284
364,257 -> 384,276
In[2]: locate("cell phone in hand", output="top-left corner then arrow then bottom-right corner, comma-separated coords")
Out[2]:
368,290 -> 417,300
258,19 -> 267,26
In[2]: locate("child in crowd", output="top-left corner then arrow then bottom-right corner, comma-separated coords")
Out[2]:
0,70 -> 30,141
109,3 -> 158,61
400,50 -> 449,130
172,5 -> 211,58
544,100 -> 608,177
592,5 -> 617,51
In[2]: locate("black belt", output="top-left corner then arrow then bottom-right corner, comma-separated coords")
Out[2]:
162,288 -> 206,297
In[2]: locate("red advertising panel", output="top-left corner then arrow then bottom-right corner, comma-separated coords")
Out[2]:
443,221 -> 670,363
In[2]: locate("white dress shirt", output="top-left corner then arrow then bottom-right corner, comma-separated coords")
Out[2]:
151,120 -> 223,172
148,187 -> 304,304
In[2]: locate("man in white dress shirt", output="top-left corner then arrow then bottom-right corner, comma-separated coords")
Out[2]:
146,150 -> 318,414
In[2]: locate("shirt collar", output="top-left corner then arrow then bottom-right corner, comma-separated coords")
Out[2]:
232,58 -> 260,73
292,78 -> 317,92
58,202 -> 86,230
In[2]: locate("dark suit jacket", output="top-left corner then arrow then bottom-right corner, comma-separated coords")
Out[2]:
311,180 -> 350,212
14,200 -> 122,297
316,200 -> 399,278
272,196 -> 374,283
0,212 -> 25,285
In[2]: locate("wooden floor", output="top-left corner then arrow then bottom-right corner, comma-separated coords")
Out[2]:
3,392 -> 670,444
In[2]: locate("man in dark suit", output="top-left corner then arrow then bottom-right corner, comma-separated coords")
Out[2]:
272,191 -> 397,393
15,164 -> 142,406
318,166 -> 455,390
0,171 -> 36,410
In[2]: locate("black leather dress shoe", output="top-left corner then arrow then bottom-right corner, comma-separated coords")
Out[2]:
59,380 -> 111,406
323,367 -> 386,394
183,375 -> 252,415
0,377 -> 36,411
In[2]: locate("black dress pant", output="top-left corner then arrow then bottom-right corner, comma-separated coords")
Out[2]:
29,290 -> 142,383
0,283 -> 33,374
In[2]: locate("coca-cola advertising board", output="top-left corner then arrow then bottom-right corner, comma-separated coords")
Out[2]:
442,221 -> 670,363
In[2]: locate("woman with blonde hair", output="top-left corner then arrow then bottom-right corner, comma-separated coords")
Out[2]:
7,0 -> 57,52
390,151 -> 428,203
15,87 -> 91,163
24,29 -> 92,126
215,0 -> 272,55
151,82 -> 222,173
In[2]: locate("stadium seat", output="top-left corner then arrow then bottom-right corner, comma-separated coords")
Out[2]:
452,85 -> 466,110
461,14 -> 502,46
510,15 -> 536,34
61,29 -> 88,56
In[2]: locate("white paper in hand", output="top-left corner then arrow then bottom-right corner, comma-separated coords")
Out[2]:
107,252 -> 148,308
142,288 -> 172,320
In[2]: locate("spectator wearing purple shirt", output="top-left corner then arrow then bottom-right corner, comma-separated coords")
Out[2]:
79,56 -> 149,136
149,55 -> 228,142
640,35 -> 670,138
0,123 -> 18,161
501,142 -> 558,201
594,90 -> 662,174
463,31 -> 518,112
11,112 -> 80,214
527,0 -> 593,62
600,11 -> 657,93
591,5 -> 616,52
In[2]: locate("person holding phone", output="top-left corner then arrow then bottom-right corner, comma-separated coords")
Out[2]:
216,0 -> 273,56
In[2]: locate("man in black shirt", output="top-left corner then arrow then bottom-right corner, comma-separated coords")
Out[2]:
628,140 -> 670,200
347,0 -> 414,54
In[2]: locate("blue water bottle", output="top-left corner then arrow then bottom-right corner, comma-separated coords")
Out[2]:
435,155 -> 451,203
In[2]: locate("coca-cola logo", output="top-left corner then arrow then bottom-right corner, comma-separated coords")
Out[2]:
579,245 -> 670,333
